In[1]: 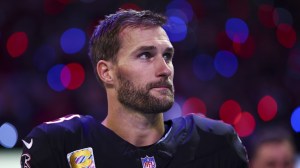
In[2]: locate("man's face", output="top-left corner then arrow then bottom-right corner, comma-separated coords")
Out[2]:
113,26 -> 175,114
251,141 -> 295,168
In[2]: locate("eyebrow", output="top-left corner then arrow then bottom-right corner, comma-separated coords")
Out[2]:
132,46 -> 175,55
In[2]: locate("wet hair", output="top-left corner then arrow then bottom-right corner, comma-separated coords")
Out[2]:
89,9 -> 167,84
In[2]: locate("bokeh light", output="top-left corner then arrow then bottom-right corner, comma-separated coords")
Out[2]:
166,0 -> 193,23
257,95 -> 277,121
6,32 -> 28,58
166,9 -> 189,24
233,35 -> 255,58
216,31 -> 234,52
60,28 -> 86,54
33,44 -> 56,71
225,18 -> 249,43
182,97 -> 206,116
2,0 -> 300,152
234,112 -> 256,137
291,107 -> 300,132
0,123 -> 18,148
120,3 -> 141,10
164,102 -> 182,121
61,63 -> 85,90
258,4 -> 276,28
193,54 -> 216,81
163,16 -> 187,42
219,100 -> 242,125
273,8 -> 293,26
276,23 -> 296,48
214,50 -> 238,78
47,64 -> 66,92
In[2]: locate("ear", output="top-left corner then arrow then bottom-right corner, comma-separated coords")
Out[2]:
96,60 -> 115,85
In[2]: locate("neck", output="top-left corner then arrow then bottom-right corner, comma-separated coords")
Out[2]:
102,97 -> 165,147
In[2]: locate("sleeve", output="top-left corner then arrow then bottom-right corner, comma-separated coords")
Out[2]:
20,125 -> 60,168
223,126 -> 249,168
192,114 -> 249,167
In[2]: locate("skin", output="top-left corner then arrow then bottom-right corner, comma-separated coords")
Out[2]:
96,26 -> 175,147
250,140 -> 295,168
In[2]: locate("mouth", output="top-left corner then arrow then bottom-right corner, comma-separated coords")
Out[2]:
149,82 -> 173,93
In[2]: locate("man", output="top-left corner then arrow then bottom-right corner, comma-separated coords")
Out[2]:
250,127 -> 296,168
21,9 -> 248,168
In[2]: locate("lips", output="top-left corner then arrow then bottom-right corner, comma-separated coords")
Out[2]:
148,81 -> 174,92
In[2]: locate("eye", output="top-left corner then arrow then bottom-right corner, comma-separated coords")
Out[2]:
138,52 -> 152,60
163,53 -> 173,62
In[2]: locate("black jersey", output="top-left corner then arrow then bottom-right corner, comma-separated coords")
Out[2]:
20,114 -> 248,168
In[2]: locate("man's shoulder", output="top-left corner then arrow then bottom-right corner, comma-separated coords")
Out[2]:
172,113 -> 234,136
28,114 -> 96,138
171,114 -> 249,164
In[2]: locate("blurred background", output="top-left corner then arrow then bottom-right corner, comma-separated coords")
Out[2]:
0,0 -> 300,167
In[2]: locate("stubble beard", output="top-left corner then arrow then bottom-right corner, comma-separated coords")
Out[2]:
116,74 -> 175,114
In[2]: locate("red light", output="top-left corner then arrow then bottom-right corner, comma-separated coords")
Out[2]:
182,97 -> 206,116
61,63 -> 85,90
44,0 -> 65,15
233,35 -> 255,58
276,24 -> 296,48
258,4 -> 276,28
257,95 -> 277,121
120,3 -> 141,10
219,100 -> 242,125
6,32 -> 28,58
234,112 -> 256,137
216,31 -> 234,52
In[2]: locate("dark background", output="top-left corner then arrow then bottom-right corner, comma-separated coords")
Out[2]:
0,0 -> 299,156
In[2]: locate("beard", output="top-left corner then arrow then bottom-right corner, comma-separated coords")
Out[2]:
116,73 -> 174,114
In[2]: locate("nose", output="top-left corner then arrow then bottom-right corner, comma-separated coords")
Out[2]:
155,56 -> 173,78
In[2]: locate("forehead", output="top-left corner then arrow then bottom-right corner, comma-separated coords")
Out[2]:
257,141 -> 294,157
119,26 -> 172,50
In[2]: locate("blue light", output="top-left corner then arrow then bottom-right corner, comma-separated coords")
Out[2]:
225,18 -> 249,43
33,44 -> 56,71
166,0 -> 194,22
163,16 -> 187,42
60,28 -> 86,54
214,50 -> 238,78
0,123 -> 18,148
166,9 -> 188,24
47,64 -> 65,92
193,54 -> 216,81
291,107 -> 300,132
164,102 -> 182,121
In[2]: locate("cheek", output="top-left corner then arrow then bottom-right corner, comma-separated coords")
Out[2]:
116,66 -> 144,84
170,64 -> 175,78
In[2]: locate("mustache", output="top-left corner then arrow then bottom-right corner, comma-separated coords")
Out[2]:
146,80 -> 174,92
